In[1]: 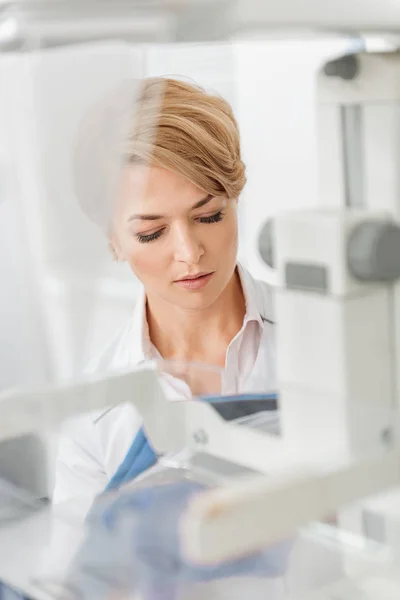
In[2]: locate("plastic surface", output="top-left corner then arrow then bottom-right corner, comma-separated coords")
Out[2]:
105,390 -> 279,493
65,479 -> 293,600
0,479 -> 46,525
44,398 -> 284,599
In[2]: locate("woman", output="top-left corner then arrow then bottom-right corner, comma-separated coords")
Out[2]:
53,77 -> 276,508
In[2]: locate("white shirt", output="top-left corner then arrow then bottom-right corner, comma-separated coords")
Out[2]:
53,264 -> 276,507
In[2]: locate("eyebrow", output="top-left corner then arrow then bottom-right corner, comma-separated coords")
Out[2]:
128,194 -> 214,221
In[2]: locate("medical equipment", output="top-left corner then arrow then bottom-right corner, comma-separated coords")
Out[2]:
0,363 -> 281,479
3,0 -> 400,49
4,1 -> 400,598
185,49 -> 400,564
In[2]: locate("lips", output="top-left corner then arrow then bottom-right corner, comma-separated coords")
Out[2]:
174,272 -> 214,290
176,272 -> 212,282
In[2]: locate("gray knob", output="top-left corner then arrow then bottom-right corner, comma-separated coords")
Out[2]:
258,219 -> 275,269
348,220 -> 400,282
323,54 -> 359,81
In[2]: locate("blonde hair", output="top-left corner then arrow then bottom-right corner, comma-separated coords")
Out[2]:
74,77 -> 246,228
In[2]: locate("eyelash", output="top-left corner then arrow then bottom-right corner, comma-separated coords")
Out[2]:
136,211 -> 225,244
136,230 -> 163,244
198,211 -> 224,224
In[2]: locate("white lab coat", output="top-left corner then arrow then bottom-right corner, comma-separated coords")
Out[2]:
49,265 -> 342,598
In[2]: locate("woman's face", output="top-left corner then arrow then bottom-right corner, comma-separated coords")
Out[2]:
112,164 -> 239,310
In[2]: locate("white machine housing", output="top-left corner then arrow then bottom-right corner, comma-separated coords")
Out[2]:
275,208 -> 395,465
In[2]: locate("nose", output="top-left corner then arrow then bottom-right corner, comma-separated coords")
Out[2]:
172,223 -> 204,265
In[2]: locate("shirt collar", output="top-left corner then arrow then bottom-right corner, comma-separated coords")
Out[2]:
130,285 -> 152,365
130,263 -> 264,365
236,263 -> 264,330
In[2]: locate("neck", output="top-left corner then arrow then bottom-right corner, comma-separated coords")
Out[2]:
146,268 -> 246,366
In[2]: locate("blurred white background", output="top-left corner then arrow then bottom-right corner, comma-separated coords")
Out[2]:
0,34 -> 353,390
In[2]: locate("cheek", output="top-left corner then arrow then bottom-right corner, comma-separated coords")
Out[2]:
128,246 -> 165,281
112,225 -> 157,283
207,213 -> 238,255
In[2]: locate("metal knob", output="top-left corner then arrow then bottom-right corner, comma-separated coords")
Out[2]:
258,219 -> 275,269
348,220 -> 400,282
323,53 -> 359,81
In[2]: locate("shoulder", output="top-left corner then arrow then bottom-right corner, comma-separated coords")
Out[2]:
81,318 -> 141,424
54,314 -> 144,501
85,288 -> 146,375
84,318 -> 136,375
82,292 -> 147,423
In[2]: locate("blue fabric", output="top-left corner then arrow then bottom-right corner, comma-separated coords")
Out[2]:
200,392 -> 278,404
202,392 -> 278,420
105,427 -> 157,492
0,584 -> 25,600
71,480 -> 293,600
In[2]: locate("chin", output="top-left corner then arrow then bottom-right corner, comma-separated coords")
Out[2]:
173,288 -> 223,311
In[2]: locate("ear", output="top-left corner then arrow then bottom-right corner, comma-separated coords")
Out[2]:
108,235 -> 125,262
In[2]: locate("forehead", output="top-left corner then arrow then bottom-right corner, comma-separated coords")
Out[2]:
117,164 -> 205,215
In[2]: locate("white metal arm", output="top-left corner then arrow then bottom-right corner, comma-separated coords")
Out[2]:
0,368 -> 284,470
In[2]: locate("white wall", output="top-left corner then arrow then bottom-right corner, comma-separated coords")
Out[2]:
236,39 -> 345,282
0,63 -> 51,389
0,42 -> 144,387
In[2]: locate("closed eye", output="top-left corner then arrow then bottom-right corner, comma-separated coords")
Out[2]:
136,229 -> 164,244
197,211 -> 224,224
135,211 -> 225,243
